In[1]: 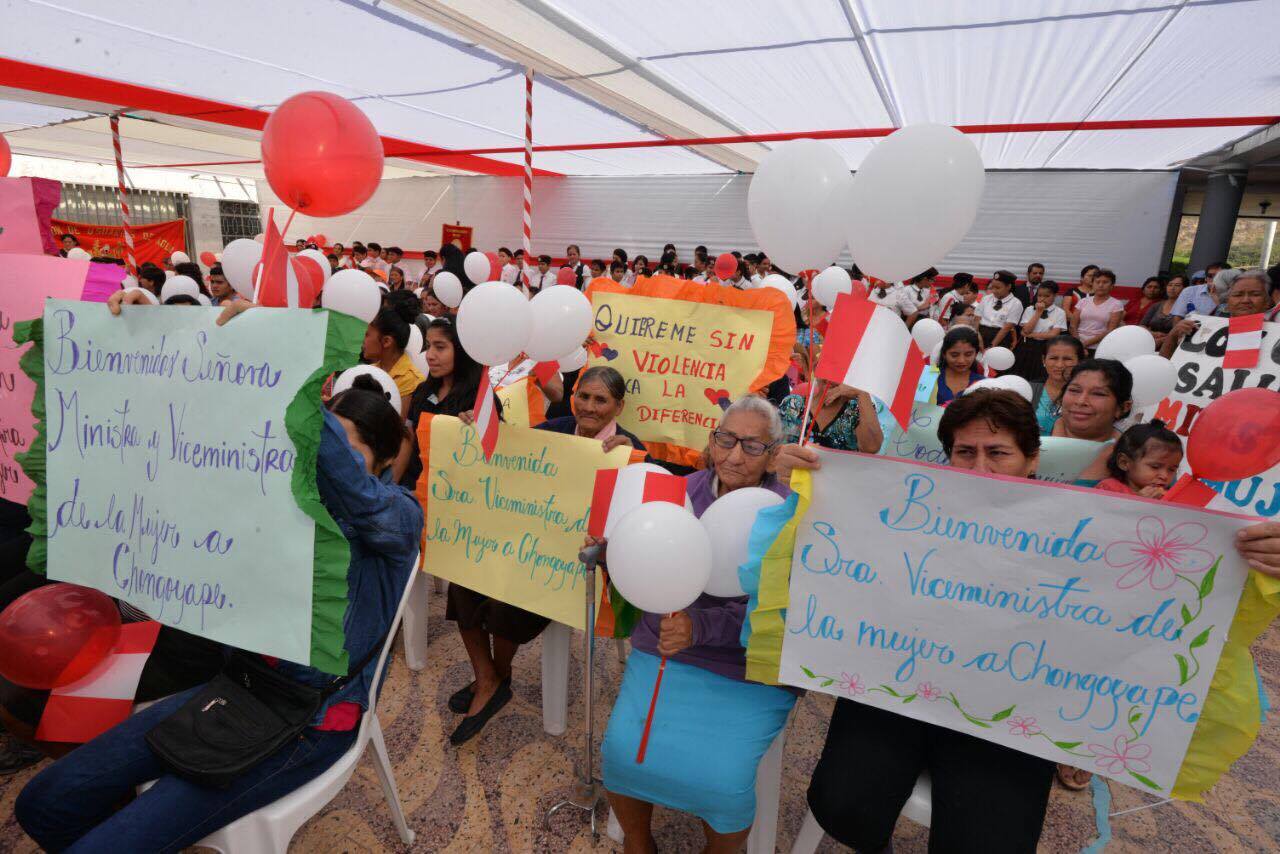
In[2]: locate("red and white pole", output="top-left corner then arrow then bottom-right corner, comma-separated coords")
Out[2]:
521,67 -> 534,289
109,113 -> 138,279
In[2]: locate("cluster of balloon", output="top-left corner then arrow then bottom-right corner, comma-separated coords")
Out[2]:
0,584 -> 121,690
463,251 -> 501,286
1095,325 -> 1176,408
261,91 -> 384,217
1186,388 -> 1280,482
454,276 -> 594,370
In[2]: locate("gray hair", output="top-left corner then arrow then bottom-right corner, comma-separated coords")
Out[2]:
719,395 -> 783,443
1229,267 -> 1272,294
1212,267 -> 1243,298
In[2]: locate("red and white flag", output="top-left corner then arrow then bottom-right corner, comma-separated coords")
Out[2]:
589,465 -> 687,538
471,370 -> 500,461
1224,312 -> 1265,369
1164,473 -> 1218,508
36,621 -> 161,743
815,293 -> 928,429
255,208 -> 318,308
532,360 -> 559,385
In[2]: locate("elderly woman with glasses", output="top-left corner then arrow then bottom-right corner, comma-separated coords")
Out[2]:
594,396 -> 797,854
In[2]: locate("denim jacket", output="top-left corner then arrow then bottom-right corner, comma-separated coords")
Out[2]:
270,409 -> 423,725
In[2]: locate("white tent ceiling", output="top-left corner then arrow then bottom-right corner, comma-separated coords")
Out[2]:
0,0 -> 1277,181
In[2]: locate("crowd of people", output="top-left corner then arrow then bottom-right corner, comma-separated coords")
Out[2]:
5,233 -> 1280,853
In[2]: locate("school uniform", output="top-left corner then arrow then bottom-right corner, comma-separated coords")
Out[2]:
977,292 -> 1023,348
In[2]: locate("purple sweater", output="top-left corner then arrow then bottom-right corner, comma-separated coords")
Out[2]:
629,468 -> 790,682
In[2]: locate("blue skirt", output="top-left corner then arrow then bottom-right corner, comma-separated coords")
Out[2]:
601,650 -> 796,833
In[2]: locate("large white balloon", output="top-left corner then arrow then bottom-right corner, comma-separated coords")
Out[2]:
463,252 -> 491,285
699,487 -> 786,597
406,323 -> 428,377
160,275 -> 201,303
982,346 -> 1015,372
332,365 -> 401,414
1096,325 -> 1155,363
811,266 -> 853,309
169,251 -> 190,265
847,124 -> 985,283
991,374 -> 1034,403
607,502 -> 712,614
598,464 -> 695,538
526,286 -> 593,362
433,271 -> 463,308
760,273 -> 799,310
298,248 -> 332,283
456,282 -> 532,366
1125,354 -> 1177,408
747,139 -> 853,274
322,269 -> 381,323
910,318 -> 946,355
557,346 -> 589,373
930,340 -> 943,366
221,238 -> 263,298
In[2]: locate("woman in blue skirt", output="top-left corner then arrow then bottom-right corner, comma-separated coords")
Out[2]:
598,396 -> 796,853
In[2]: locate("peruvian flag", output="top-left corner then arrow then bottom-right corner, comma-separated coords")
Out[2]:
589,466 -> 687,538
255,208 -> 318,308
532,360 -> 559,385
1164,473 -> 1218,508
1224,312 -> 1265,369
36,621 -> 161,743
471,370 -> 500,461
815,293 -> 929,430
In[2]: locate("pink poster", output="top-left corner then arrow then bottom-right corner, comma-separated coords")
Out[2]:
0,177 -> 62,256
0,254 -> 108,503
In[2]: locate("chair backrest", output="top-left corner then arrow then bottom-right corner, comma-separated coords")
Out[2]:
355,552 -> 420,740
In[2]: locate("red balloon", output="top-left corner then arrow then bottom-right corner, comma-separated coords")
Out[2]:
0,134 -> 10,177
199,251 -> 217,267
261,92 -> 384,217
555,266 -> 577,286
714,252 -> 738,280
0,584 -> 120,689
1186,388 -> 1280,481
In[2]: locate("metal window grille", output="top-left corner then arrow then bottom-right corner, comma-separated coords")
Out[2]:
219,200 -> 262,243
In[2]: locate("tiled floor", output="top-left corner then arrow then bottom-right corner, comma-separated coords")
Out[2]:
2,585 -> 1277,852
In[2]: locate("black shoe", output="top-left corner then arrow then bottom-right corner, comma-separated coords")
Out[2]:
0,737 -> 42,775
447,682 -> 476,714
449,679 -> 512,746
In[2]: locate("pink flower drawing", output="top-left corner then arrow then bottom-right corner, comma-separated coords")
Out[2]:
1088,736 -> 1152,775
1104,516 -> 1214,591
916,681 -> 943,702
838,672 -> 866,696
1006,716 -> 1040,738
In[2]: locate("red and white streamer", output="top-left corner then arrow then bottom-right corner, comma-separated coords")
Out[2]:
109,113 -> 137,279
521,67 -> 534,290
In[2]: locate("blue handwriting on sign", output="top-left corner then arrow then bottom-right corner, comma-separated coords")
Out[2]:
854,616 -> 957,681
799,521 -> 878,583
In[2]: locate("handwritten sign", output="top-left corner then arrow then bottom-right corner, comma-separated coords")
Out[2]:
587,277 -> 793,464
0,255 -> 116,502
421,416 -> 631,628
877,400 -> 1103,483
33,300 -> 344,667
1153,315 -> 1280,517
0,177 -> 61,256
778,451 -> 1252,794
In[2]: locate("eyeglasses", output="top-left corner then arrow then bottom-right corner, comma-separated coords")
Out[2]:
711,429 -> 777,457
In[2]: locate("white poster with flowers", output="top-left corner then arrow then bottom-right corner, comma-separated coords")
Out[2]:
778,451 -> 1255,793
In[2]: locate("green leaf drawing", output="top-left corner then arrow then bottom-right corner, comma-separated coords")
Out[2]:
880,684 -> 901,697
1175,653 -> 1189,685
903,694 -> 916,704
1180,603 -> 1193,626
1129,771 -> 1163,791
1199,559 -> 1219,599
1053,740 -> 1083,749
991,706 -> 1015,721
1128,710 -> 1142,724
800,666 -> 816,679
1189,627 -> 1211,650
819,678 -> 834,687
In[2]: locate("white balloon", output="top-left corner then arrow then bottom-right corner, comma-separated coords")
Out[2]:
169,251 -> 190,265
557,347 -> 588,373
699,487 -> 786,597
991,374 -> 1033,402
433,271 -> 463,308
963,378 -> 1003,395
607,502 -> 712,614
847,124 -> 985,283
747,139 -> 853,274
760,273 -> 799,310
910,318 -> 946,355
66,247 -> 91,260
221,238 -> 263,298
164,270 -> 175,278
1125,354 -> 1177,408
298,249 -> 331,282
160,275 -> 201,303
811,266 -> 853,309
599,464 -> 695,538
322,269 -> 382,323
406,324 -> 428,376
463,252 -> 491,286
456,282 -> 532,366
196,293 -> 212,307
526,286 -> 593,362
930,340 -> 943,366
124,287 -> 159,305
332,365 -> 401,414
1096,325 -> 1155,363
982,346 -> 1015,372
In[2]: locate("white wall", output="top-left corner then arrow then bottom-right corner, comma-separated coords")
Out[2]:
260,170 -> 1178,285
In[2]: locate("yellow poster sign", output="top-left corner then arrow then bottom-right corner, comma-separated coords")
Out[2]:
587,276 -> 794,466
419,416 -> 632,628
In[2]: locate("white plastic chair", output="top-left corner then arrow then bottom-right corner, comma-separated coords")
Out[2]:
145,553 -> 421,853
790,772 -> 931,854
